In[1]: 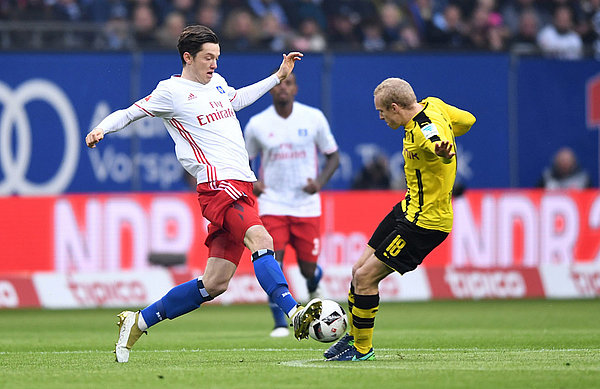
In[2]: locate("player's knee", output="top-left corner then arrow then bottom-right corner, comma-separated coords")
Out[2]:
244,225 -> 273,252
353,266 -> 377,290
202,275 -> 230,297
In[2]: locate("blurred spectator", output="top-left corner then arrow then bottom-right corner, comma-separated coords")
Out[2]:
102,11 -> 134,49
537,5 -> 583,59
537,147 -> 591,189
256,11 -> 288,51
54,0 -> 85,21
467,0 -> 508,51
222,7 -> 258,50
360,18 -> 386,51
288,0 -> 327,32
132,4 -> 159,48
194,3 -> 222,36
247,0 -> 288,27
322,0 -> 378,21
377,2 -> 422,51
426,3 -> 470,49
378,2 -> 404,49
352,154 -> 392,190
87,0 -> 128,23
166,0 -> 195,25
290,17 -> 326,52
399,24 -> 422,50
594,6 -> 600,58
510,8 -> 541,53
0,0 -> 596,54
156,11 -> 185,48
11,0 -> 57,20
406,0 -> 435,40
577,0 -> 600,57
327,7 -> 362,50
501,0 -> 549,36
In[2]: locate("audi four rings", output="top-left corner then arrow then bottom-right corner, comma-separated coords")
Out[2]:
0,79 -> 80,195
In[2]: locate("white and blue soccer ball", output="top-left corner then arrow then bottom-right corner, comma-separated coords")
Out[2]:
308,299 -> 348,343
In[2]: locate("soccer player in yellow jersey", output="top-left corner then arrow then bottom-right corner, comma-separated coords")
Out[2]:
325,77 -> 476,361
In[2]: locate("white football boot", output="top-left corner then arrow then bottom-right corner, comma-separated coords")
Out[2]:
270,326 -> 290,338
114,311 -> 145,363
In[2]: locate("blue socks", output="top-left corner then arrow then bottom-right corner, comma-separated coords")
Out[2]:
306,264 -> 323,293
140,249 -> 298,329
140,277 -> 213,328
268,259 -> 289,328
252,249 -> 298,317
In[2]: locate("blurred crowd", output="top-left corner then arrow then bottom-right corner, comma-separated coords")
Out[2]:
1,0 -> 599,57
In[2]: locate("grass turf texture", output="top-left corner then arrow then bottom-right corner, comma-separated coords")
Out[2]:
0,299 -> 598,389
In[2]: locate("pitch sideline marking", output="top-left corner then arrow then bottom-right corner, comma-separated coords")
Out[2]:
1,347 -> 599,356
280,358 -> 599,371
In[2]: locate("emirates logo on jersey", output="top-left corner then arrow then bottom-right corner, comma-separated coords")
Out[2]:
188,93 -> 197,101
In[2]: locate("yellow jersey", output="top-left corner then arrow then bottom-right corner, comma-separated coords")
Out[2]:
400,97 -> 475,232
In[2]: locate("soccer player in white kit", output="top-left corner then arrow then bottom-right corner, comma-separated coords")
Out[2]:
244,72 -> 340,337
85,25 -> 322,363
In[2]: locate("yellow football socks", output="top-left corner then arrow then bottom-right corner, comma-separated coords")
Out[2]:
351,293 -> 380,354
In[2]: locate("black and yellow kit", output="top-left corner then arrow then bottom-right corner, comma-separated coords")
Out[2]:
369,97 -> 475,273
401,96 -> 475,233
345,96 -> 475,357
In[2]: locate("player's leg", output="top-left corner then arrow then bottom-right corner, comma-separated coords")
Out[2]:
115,258 -> 235,363
323,245 -> 374,359
290,216 -> 323,300
225,201 -> 321,339
114,229 -> 244,363
330,216 -> 449,361
261,216 -> 291,337
326,208 -> 398,361
327,253 -> 391,361
269,249 -> 290,337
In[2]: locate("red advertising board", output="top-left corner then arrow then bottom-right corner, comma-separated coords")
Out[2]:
0,275 -> 41,308
0,190 -> 599,274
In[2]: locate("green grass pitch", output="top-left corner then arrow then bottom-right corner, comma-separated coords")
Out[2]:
0,299 -> 598,389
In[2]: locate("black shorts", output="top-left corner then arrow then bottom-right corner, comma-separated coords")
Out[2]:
368,203 -> 448,274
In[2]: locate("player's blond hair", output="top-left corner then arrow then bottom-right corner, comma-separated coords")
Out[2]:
374,78 -> 417,109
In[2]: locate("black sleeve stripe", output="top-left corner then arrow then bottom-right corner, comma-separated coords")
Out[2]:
429,135 -> 441,142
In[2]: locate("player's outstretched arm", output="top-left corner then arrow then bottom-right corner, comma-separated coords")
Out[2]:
85,105 -> 147,148
434,140 -> 455,163
85,128 -> 104,148
275,52 -> 303,82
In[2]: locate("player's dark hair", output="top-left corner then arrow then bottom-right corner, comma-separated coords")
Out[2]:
177,25 -> 219,65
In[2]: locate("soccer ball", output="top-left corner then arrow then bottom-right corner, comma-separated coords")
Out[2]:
308,299 -> 348,343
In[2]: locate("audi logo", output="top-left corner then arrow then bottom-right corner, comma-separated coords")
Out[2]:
0,79 -> 80,195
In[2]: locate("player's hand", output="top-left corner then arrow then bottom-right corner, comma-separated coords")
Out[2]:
275,52 -> 303,82
302,178 -> 321,194
253,180 -> 266,197
434,140 -> 455,160
85,128 -> 104,148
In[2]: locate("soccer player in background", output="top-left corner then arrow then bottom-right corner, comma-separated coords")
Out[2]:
85,25 -> 322,363
244,72 -> 340,337
324,78 -> 476,361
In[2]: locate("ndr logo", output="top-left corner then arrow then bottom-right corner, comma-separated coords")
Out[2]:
0,79 -> 79,195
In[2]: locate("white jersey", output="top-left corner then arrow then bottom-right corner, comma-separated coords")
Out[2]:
134,73 -> 260,183
244,101 -> 338,217
98,73 -> 280,184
